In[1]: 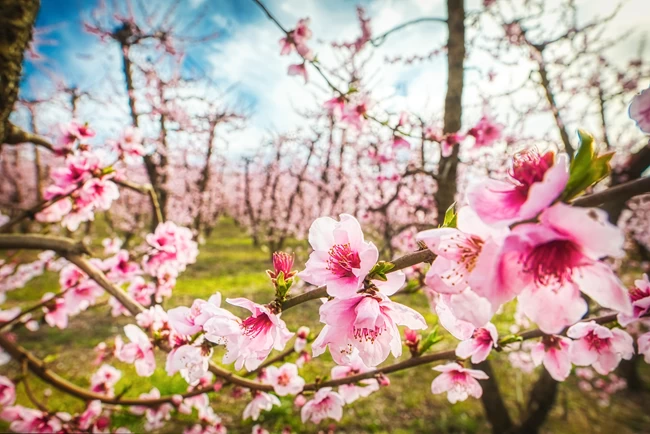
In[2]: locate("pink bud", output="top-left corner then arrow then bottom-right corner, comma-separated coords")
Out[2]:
297,326 -> 310,339
294,394 -> 307,408
171,394 -> 183,406
377,373 -> 390,387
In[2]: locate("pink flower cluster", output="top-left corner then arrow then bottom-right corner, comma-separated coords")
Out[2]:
300,214 -> 427,369
281,18 -> 313,83
418,148 -> 632,338
36,146 -> 120,230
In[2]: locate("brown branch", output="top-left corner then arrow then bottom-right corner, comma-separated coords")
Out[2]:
4,123 -> 56,152
21,360 -> 49,413
0,185 -> 83,233
371,17 -> 447,47
571,177 -> 650,208
0,333 -> 216,406
114,179 -> 163,227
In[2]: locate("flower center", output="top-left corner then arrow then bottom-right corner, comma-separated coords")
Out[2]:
585,331 -> 610,353
522,239 -> 583,286
277,372 -> 291,386
472,328 -> 493,345
510,150 -> 554,193
353,325 -> 385,343
327,243 -> 361,278
241,314 -> 272,339
439,234 -> 484,286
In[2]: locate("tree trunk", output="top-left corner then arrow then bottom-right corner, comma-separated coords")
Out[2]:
0,0 -> 40,142
515,370 -> 558,434
474,360 -> 514,434
435,0 -> 465,218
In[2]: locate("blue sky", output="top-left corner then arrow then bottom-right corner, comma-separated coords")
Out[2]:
20,0 -> 650,155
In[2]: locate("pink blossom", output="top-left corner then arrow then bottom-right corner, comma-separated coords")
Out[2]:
131,388 -> 173,431
467,115 -> 503,148
225,298 -> 293,371
279,37 -> 294,55
243,392 -> 281,421
166,344 -> 211,386
568,321 -> 634,375
429,289 -> 493,339
62,196 -> 96,231
331,356 -> 379,403
638,332 -> 650,364
90,364 -> 122,396
301,387 -> 345,423
341,100 -> 369,129
78,400 -> 102,430
299,214 -> 379,298
41,293 -> 68,329
267,251 -> 296,281
57,121 -> 95,148
265,363 -> 305,396
423,126 -> 442,142
80,177 -> 119,211
252,425 -> 270,434
392,135 -> 410,149
136,305 -> 169,331
629,86 -> 650,133
63,277 -> 104,315
51,152 -> 101,191
530,335 -> 572,381
617,274 -> 650,326
0,307 -> 20,323
430,362 -> 488,403
288,63 -> 308,83
115,127 -> 146,160
455,323 -> 498,363
467,149 -> 569,227
324,96 -> 346,116
417,206 -> 510,310
35,197 -> 72,223
105,250 -> 141,282
102,237 -> 123,255
506,203 -> 632,333
168,294 -> 224,336
293,18 -> 312,44
0,376 -> 15,406
312,292 -> 426,367
294,326 -> 309,352
115,324 -> 156,377
144,221 -> 198,278
200,301 -> 242,351
126,277 -> 156,307
1,406 -> 64,433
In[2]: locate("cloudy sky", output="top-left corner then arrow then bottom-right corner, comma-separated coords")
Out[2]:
21,0 -> 650,155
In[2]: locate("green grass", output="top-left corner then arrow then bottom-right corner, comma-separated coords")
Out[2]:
1,217 -> 650,433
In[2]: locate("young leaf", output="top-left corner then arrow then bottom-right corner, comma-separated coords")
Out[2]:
441,202 -> 457,228
561,129 -> 614,201
419,326 -> 443,354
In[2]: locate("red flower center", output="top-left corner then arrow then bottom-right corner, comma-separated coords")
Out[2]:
510,150 -> 554,194
585,331 -> 610,353
242,314 -> 272,339
327,243 -> 361,278
522,239 -> 584,286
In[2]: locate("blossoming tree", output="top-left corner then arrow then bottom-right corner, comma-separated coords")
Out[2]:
1,0 -> 650,433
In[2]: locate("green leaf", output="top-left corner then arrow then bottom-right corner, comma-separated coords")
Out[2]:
275,271 -> 292,299
498,334 -> 523,347
441,202 -> 457,228
561,130 -> 614,201
368,261 -> 395,281
419,326 -> 443,354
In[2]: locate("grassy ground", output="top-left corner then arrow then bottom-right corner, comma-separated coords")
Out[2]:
1,218 -> 650,433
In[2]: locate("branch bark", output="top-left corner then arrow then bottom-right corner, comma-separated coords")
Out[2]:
0,0 -> 40,143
